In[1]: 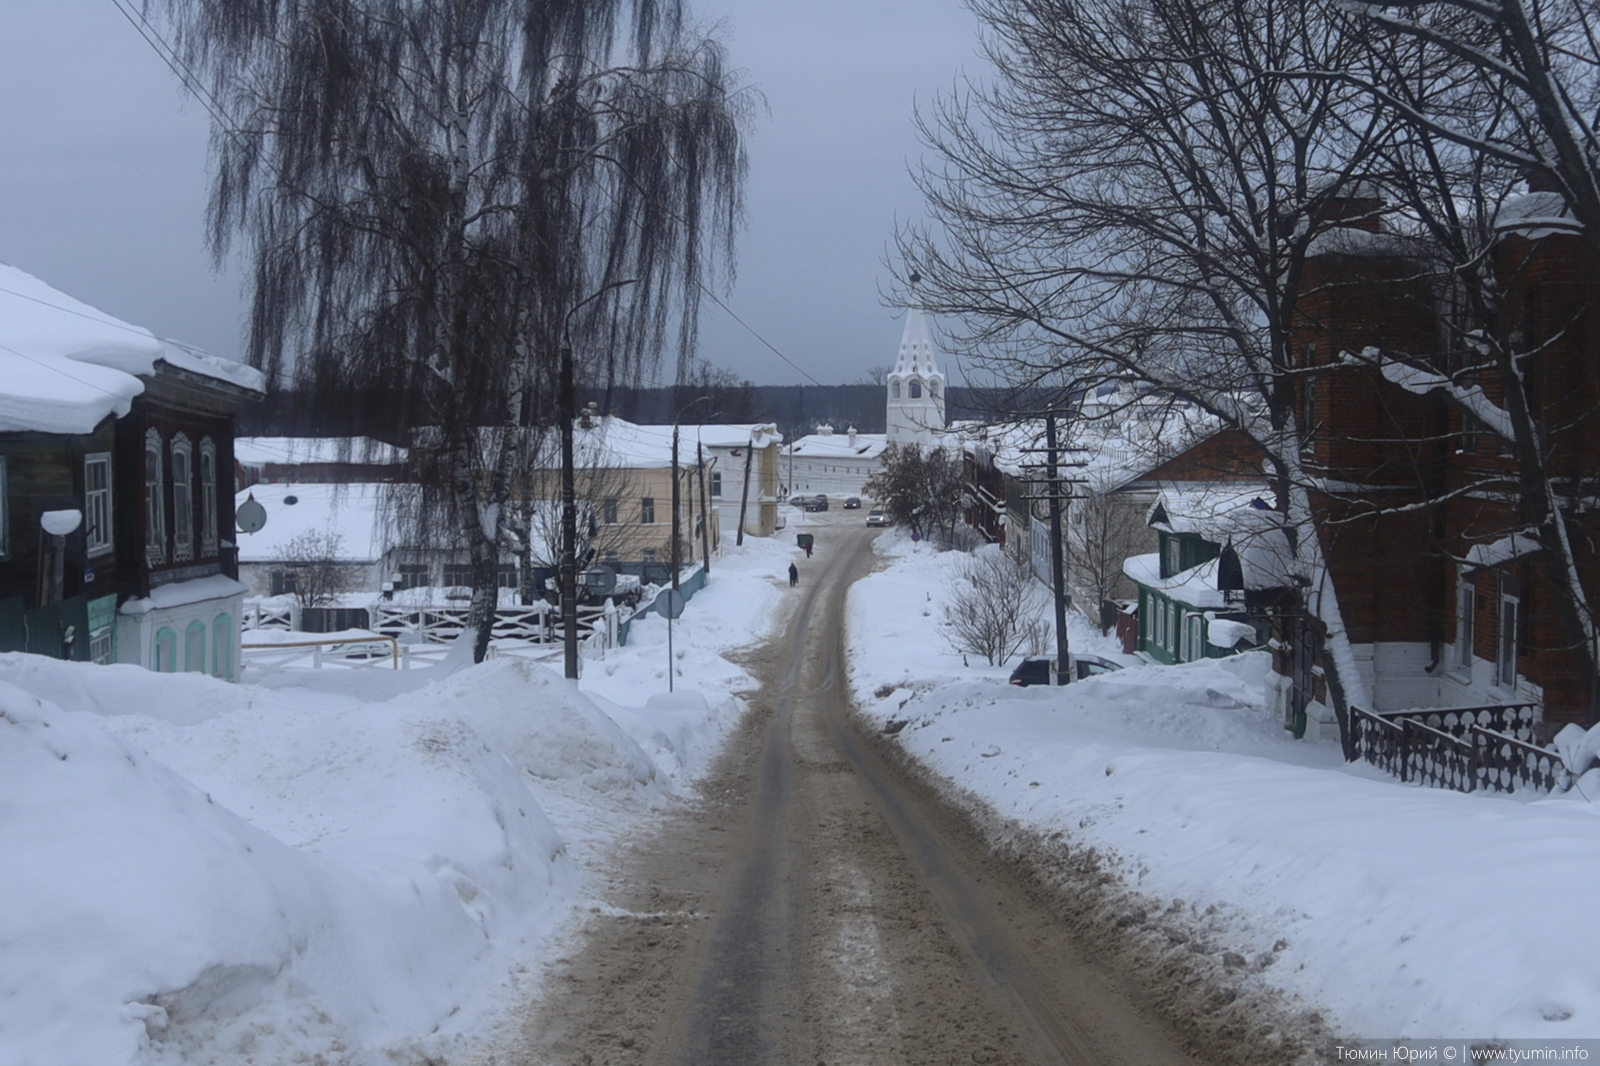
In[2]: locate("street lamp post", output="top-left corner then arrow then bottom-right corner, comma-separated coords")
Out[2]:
667,395 -> 712,692
559,279 -> 635,681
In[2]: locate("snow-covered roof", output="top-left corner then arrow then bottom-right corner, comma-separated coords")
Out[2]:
972,389 -> 1220,489
1495,191 -> 1580,240
1122,551 -> 1229,608
235,483 -> 392,563
1146,483 -> 1301,591
236,437 -> 409,467
1205,616 -> 1258,649
789,429 -> 886,460
118,574 -> 248,615
692,423 -> 783,451
1148,483 -> 1275,537
1464,532 -> 1543,570
0,262 -> 264,435
1305,226 -> 1422,259
525,417 -> 781,472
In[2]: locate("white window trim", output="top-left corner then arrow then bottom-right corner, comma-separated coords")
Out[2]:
85,452 -> 113,557
1497,578 -> 1520,689
171,433 -> 194,563
144,429 -> 166,566
199,437 -> 218,558
1456,576 -> 1475,671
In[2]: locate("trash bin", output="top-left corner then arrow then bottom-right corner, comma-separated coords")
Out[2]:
796,533 -> 814,549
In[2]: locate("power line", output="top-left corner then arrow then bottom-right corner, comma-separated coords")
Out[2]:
0,340 -> 142,406
110,2 -> 825,391
693,279 -> 825,387
107,0 -> 243,145
0,284 -> 228,365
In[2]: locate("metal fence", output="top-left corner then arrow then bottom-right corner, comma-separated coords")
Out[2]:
1350,702 -> 1569,796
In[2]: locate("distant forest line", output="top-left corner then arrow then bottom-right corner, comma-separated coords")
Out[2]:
240,384 -> 1019,445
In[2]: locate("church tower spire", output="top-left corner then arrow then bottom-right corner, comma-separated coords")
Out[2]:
886,272 -> 946,445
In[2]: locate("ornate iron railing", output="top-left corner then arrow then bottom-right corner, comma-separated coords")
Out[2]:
1349,704 -> 1569,796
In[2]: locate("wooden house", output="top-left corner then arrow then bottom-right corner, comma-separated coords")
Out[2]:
0,263 -> 265,677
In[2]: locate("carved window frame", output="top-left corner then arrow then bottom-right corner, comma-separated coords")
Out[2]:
170,433 -> 194,562
199,437 -> 218,557
145,429 -> 166,566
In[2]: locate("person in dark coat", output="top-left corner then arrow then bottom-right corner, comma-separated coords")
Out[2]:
804,540 -> 813,558
788,562 -> 799,587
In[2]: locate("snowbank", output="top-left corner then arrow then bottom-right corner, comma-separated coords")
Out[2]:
848,533 -> 1600,1043
0,530 -> 792,1065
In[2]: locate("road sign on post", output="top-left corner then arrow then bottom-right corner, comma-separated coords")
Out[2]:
661,586 -> 687,693
658,587 -> 687,619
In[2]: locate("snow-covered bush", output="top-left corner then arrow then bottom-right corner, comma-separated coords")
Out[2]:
943,544 -> 1049,665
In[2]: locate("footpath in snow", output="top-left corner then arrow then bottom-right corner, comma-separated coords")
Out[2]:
0,535 -> 798,1066
847,533 -> 1600,1056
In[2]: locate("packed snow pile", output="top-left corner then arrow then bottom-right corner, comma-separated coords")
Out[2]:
0,656 -> 580,1065
848,531 -> 1600,1044
0,527 -> 796,1065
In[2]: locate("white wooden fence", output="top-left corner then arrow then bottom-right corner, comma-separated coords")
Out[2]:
242,590 -> 635,673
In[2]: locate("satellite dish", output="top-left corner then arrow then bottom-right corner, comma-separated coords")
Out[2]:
582,565 -> 618,597
236,494 -> 268,534
658,587 -> 687,620
40,509 -> 82,537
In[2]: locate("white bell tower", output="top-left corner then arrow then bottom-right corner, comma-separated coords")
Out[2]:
886,273 -> 946,445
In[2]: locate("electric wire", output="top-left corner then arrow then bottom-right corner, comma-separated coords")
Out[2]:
108,0 -> 823,391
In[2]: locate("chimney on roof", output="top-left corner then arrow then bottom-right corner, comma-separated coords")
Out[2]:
1526,168 -> 1562,194
848,425 -> 857,446
1316,179 -> 1383,233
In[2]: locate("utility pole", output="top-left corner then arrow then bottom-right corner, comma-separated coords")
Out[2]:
671,423 -> 682,596
558,278 -> 636,682
697,439 -> 712,574
1020,417 -> 1085,686
1046,412 -> 1070,685
736,436 -> 754,546
559,345 -> 579,680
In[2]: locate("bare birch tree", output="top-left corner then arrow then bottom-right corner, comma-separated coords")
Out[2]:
898,0 -> 1392,748
149,0 -> 750,660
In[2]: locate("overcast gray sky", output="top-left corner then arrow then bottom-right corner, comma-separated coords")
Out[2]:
0,1 -> 985,388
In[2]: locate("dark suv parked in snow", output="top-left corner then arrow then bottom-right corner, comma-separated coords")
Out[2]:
1008,658 -> 1054,686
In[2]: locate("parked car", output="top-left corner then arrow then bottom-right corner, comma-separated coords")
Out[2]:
1072,654 -> 1125,680
866,507 -> 888,527
806,495 -> 829,512
789,495 -> 807,507
843,496 -> 861,509
1008,657 -> 1055,686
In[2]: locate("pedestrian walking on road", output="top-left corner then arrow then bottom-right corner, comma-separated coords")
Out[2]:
804,540 -> 813,558
788,562 -> 799,587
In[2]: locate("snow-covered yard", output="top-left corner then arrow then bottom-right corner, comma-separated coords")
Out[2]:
848,533 -> 1600,1046
0,535 -> 797,1066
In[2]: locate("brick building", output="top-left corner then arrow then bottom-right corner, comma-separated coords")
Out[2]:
1281,182 -> 1600,738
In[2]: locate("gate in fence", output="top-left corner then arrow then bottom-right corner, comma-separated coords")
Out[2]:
1349,702 -> 1570,795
